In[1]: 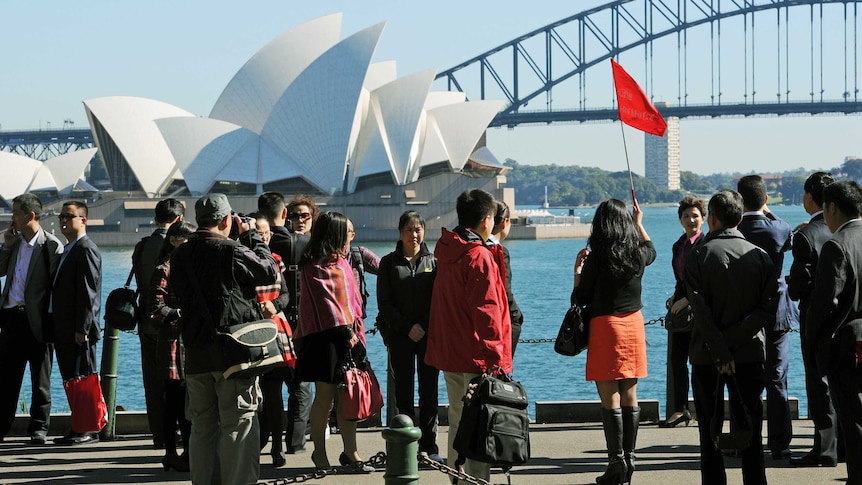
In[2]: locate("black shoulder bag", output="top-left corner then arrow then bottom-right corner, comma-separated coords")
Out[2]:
554,290 -> 588,356
104,268 -> 139,332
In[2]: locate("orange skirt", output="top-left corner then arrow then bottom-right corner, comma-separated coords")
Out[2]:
585,310 -> 648,381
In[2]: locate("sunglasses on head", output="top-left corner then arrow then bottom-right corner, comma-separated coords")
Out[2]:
288,212 -> 311,221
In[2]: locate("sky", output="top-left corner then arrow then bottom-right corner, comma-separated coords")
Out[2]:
1,0 -> 860,176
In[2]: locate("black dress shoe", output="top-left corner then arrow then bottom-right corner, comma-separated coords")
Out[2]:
54,432 -> 99,446
29,431 -> 47,445
770,448 -> 791,459
790,453 -> 837,467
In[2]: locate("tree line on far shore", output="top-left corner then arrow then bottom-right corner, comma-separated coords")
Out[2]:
504,158 -> 862,207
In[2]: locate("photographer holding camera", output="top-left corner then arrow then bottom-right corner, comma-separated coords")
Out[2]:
169,194 -> 279,485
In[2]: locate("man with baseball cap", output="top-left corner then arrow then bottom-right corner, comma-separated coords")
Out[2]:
169,194 -> 279,485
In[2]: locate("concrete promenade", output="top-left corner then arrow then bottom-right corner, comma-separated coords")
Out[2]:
0,420 -> 850,485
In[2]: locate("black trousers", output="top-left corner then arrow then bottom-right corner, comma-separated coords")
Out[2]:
665,329 -> 691,417
827,351 -> 862,485
800,324 -> 839,460
163,379 -> 190,455
0,308 -> 53,437
389,333 -> 440,454
260,366 -> 311,453
692,362 -> 766,485
140,331 -> 166,446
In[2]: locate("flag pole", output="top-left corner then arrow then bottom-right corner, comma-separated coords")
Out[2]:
619,121 -> 636,205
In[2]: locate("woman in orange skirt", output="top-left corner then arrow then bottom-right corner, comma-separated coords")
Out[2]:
574,199 -> 655,485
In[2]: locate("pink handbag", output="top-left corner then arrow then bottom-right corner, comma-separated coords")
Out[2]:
63,346 -> 108,433
340,358 -> 383,421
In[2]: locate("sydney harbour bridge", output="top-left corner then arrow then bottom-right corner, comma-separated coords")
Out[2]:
2,0 -> 861,180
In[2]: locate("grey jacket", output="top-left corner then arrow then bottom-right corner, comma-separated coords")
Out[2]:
0,228 -> 63,342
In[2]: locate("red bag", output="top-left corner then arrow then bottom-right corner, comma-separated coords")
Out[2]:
272,313 -> 297,368
340,359 -> 383,421
63,346 -> 108,433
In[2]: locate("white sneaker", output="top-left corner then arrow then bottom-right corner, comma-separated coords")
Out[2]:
324,426 -> 331,440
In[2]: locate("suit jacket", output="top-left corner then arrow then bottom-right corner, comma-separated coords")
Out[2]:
268,225 -> 309,322
737,212 -> 793,331
807,219 -> 862,376
132,227 -> 167,335
0,228 -> 63,342
685,227 -> 778,366
787,212 -> 833,338
51,235 -> 102,344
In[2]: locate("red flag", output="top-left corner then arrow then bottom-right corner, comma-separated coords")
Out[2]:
611,59 -> 667,137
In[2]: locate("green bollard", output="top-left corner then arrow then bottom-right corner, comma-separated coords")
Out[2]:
382,414 -> 422,485
99,324 -> 120,441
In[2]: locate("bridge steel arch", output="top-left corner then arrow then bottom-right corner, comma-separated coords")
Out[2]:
436,0 -> 862,127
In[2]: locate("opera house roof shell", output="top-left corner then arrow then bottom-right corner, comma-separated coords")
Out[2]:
0,148 -> 97,202
83,14 -> 505,197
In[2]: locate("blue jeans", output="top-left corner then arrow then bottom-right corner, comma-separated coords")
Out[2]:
765,329 -> 791,451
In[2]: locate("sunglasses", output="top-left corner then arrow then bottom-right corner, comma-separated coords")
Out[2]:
288,212 -> 311,221
57,213 -> 81,221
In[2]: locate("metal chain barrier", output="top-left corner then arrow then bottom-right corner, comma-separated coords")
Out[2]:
259,452 -> 386,485
418,452 -> 490,485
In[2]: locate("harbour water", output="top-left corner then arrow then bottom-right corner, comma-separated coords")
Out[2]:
18,205 -> 811,419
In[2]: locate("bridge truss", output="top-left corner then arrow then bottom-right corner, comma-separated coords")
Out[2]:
435,0 -> 862,127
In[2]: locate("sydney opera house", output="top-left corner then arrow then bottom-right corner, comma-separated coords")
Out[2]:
2,14 -> 515,243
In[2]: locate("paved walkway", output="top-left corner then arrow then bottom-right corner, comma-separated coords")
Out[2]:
0,420 -> 849,484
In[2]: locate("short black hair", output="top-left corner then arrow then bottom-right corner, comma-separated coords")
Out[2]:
492,200 -> 510,233
63,200 -> 88,218
257,192 -> 286,222
737,175 -> 767,210
154,198 -> 184,224
398,210 -> 425,231
822,180 -> 862,219
456,189 -> 495,229
12,193 -> 43,220
804,171 -> 834,207
708,190 -> 744,229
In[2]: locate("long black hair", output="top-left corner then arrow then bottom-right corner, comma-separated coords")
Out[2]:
587,199 -> 642,279
300,211 -> 349,266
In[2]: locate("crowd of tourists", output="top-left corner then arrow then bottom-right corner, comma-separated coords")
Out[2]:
2,173 -> 861,485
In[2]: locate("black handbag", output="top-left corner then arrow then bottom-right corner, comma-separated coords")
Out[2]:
453,371 -> 530,469
664,297 -> 694,333
710,375 -> 753,451
104,268 -> 139,331
554,291 -> 588,356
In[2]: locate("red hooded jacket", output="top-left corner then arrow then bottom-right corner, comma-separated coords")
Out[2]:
425,226 -> 512,374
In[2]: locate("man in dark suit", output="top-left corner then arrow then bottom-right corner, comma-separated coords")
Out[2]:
0,194 -> 63,444
50,201 -> 103,445
788,172 -> 841,467
131,198 -> 184,449
808,180 -> 862,485
686,190 -> 777,485
257,192 -> 310,458
736,175 -> 794,458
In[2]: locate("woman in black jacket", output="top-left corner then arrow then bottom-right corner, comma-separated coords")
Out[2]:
376,210 -> 442,464
661,197 -> 706,428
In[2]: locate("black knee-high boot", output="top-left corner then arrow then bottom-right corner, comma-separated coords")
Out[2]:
622,406 -> 640,484
597,407 -> 627,485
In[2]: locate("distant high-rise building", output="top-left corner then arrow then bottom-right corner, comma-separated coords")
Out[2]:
644,113 -> 680,190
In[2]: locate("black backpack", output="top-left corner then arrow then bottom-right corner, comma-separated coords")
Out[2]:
453,371 -> 531,470
104,268 -> 139,331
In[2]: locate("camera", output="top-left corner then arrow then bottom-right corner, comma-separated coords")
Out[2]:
229,211 -> 252,239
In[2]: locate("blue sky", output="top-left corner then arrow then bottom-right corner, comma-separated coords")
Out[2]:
1,0 -> 859,176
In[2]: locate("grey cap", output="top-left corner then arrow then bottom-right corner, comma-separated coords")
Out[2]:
195,193 -> 232,225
